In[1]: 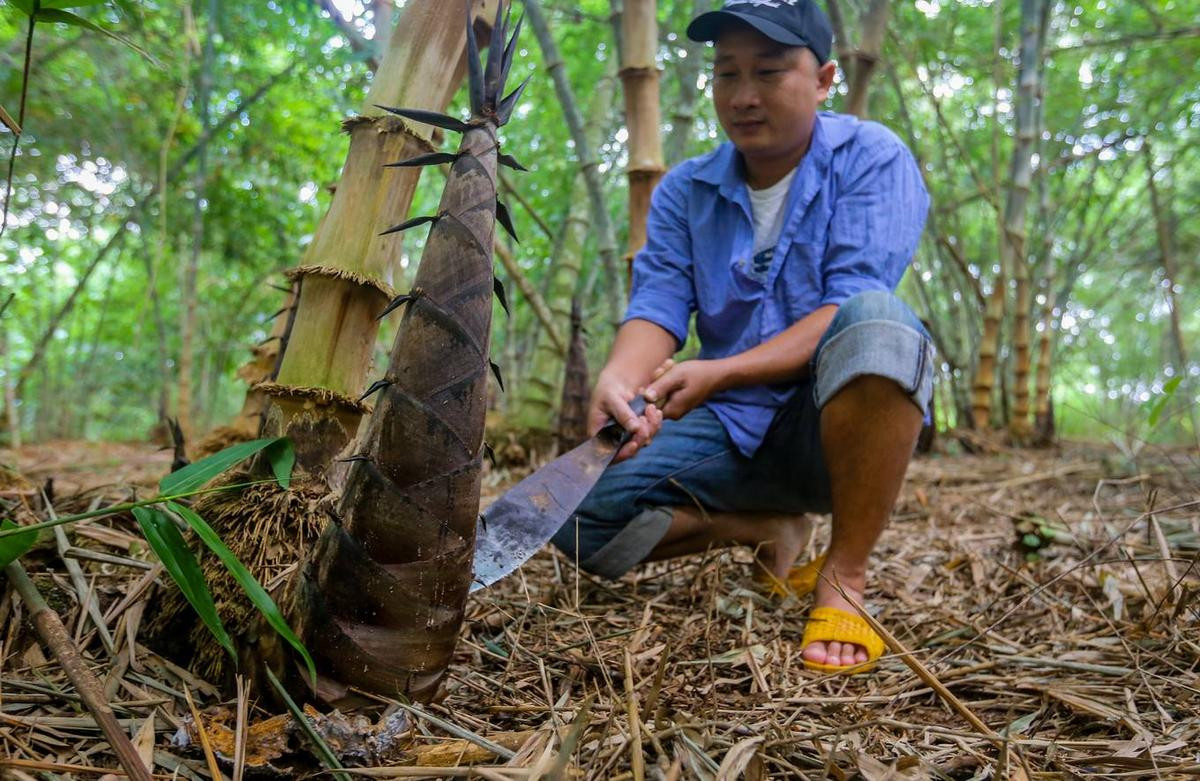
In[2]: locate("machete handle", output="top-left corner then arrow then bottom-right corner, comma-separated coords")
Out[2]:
598,395 -> 649,447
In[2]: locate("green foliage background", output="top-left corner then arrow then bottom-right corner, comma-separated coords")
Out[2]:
0,0 -> 1197,447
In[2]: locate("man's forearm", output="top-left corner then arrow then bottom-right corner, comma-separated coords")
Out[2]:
714,304 -> 837,391
602,318 -> 679,388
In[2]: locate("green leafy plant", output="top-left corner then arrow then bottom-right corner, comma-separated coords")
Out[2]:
134,505 -> 235,658
144,437 -> 315,683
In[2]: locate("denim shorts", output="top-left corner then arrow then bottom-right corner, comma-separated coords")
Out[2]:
551,290 -> 935,579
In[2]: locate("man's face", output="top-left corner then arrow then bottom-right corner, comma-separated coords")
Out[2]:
711,25 -> 836,163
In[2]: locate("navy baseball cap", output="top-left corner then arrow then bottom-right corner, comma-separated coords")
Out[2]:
687,0 -> 835,64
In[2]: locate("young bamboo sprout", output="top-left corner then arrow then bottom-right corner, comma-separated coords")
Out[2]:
295,3 -> 528,703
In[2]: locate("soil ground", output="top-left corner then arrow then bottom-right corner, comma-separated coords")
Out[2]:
1,437 -> 1197,779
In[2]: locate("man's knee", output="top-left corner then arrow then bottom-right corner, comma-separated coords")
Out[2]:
813,291 -> 934,412
551,505 -> 673,580
550,485 -> 633,566
828,290 -> 924,334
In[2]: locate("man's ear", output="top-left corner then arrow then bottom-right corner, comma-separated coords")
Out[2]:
816,60 -> 837,100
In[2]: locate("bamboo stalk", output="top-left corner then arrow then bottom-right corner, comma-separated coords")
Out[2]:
973,0 -> 1048,434
618,0 -> 665,270
1143,142 -> 1199,447
1032,296 -> 1054,443
266,0 -> 503,469
665,0 -> 714,166
843,0 -> 891,119
2,323 -> 19,448
513,66 -> 616,431
494,236 -> 563,357
178,0 -> 217,440
1009,0 -> 1051,441
4,560 -> 152,781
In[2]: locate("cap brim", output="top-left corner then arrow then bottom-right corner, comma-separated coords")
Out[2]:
686,10 -> 809,48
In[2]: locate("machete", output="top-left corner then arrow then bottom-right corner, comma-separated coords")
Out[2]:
471,396 -> 647,592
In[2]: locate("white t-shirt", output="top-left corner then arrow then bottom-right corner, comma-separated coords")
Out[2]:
745,169 -> 796,283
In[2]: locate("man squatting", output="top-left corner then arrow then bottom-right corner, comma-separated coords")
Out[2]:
552,0 -> 933,674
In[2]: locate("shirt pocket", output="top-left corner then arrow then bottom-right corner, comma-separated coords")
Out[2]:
779,240 -> 825,319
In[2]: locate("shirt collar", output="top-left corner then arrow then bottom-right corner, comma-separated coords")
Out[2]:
693,112 -> 854,194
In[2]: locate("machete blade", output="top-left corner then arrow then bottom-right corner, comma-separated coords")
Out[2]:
471,397 -> 645,592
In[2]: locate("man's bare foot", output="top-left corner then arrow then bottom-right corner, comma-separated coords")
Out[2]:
753,514 -> 814,579
802,563 -> 870,667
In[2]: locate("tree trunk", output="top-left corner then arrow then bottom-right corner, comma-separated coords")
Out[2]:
179,0 -> 217,441
525,0 -> 625,324
618,0 -> 665,271
1008,0 -> 1050,440
295,8 -> 519,703
557,300 -> 591,452
1032,298 -> 1055,444
842,0 -> 890,119
972,0 -> 1047,433
2,325 -> 18,449
1144,143 -> 1199,445
665,0 -> 714,166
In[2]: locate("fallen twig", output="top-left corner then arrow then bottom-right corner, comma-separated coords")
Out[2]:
3,559 -> 152,781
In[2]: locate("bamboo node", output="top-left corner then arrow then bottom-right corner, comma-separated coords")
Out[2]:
341,114 -> 438,155
617,65 -> 662,79
284,265 -> 396,301
253,382 -> 371,415
627,166 -> 667,180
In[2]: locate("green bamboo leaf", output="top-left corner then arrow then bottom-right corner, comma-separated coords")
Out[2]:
1148,376 -> 1183,428
160,437 -> 288,497
0,520 -> 37,569
167,501 -> 316,686
33,7 -> 156,63
133,507 -> 235,660
264,438 -> 295,490
9,0 -> 37,16
263,667 -> 350,781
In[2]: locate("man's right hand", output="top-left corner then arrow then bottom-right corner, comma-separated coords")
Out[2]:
589,370 -> 664,464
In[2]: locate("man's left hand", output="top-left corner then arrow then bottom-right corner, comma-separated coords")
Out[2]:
642,359 -> 727,420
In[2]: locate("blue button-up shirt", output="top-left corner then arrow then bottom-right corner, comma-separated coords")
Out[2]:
624,112 -> 929,457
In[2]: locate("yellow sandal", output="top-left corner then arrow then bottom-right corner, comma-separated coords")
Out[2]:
753,552 -> 828,598
800,606 -> 886,675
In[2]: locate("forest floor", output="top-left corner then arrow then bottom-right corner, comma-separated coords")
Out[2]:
0,436 -> 1198,779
